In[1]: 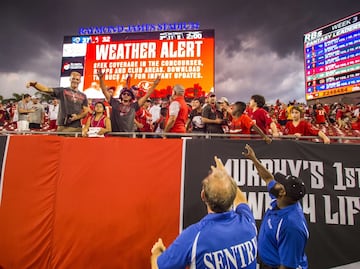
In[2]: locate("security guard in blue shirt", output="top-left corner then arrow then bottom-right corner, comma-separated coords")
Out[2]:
243,144 -> 309,269
150,156 -> 258,269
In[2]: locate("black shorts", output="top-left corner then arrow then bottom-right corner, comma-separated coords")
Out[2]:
29,123 -> 41,130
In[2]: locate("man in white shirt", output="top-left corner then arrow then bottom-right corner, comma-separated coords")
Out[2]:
17,94 -> 34,131
48,99 -> 60,131
149,98 -> 161,124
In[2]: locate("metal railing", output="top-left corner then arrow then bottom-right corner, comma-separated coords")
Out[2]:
1,130 -> 360,143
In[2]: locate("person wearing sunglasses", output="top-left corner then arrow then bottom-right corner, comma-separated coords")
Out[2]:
97,69 -> 160,133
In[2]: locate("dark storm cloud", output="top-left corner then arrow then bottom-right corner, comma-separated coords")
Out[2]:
2,0 -> 359,62
251,1 -> 360,58
0,0 -> 359,100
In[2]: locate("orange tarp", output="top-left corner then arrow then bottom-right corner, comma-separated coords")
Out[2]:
0,136 -> 183,268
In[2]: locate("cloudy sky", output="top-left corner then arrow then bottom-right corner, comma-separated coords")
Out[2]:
1,0 -> 359,104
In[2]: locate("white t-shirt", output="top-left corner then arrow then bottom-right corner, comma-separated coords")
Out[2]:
149,104 -> 161,123
169,101 -> 180,117
48,104 -> 60,120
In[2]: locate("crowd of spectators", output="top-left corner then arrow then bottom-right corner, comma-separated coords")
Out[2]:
1,90 -> 360,143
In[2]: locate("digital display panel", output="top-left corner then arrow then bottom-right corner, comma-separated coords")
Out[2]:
303,12 -> 360,101
60,30 -> 214,99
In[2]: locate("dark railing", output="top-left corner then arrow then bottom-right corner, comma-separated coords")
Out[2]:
1,130 -> 360,143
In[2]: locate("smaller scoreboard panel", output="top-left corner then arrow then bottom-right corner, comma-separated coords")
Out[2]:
304,12 -> 360,101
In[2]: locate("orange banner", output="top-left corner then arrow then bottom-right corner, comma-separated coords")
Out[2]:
0,136 -> 183,268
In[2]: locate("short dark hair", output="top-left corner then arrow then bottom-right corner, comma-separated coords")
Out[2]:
160,107 -> 168,117
193,98 -> 203,105
24,94 -> 31,98
251,94 -> 266,108
232,101 -> 246,117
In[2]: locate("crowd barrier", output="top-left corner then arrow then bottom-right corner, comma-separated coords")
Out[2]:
0,135 -> 359,268
1,130 -> 360,143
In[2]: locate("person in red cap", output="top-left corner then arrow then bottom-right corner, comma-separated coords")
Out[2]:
97,69 -> 160,133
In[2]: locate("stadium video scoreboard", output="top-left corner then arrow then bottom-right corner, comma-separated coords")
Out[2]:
304,11 -> 360,101
60,29 -> 214,99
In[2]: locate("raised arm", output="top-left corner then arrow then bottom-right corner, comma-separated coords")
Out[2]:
163,115 -> 176,134
270,121 -> 280,137
251,123 -> 272,144
138,76 -> 161,107
201,117 -> 223,124
70,104 -> 90,123
26,81 -> 54,94
150,238 -> 166,269
201,105 -> 223,124
97,69 -> 111,102
242,144 -> 274,185
233,186 -> 247,206
82,117 -> 91,137
318,130 -> 330,144
18,100 -> 35,114
213,156 -> 247,206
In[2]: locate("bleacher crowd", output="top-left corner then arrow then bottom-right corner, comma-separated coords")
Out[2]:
2,89 -> 360,143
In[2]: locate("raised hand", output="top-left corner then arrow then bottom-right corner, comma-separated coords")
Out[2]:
97,69 -> 105,79
242,144 -> 256,160
153,75 -> 161,87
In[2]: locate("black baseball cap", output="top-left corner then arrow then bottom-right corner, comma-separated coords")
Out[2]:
274,172 -> 306,201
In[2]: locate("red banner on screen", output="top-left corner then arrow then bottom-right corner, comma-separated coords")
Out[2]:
74,30 -> 215,98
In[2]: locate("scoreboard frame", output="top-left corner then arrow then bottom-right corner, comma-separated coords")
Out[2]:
60,29 -> 215,99
303,12 -> 360,101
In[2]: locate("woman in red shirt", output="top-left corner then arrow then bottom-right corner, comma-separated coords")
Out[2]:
283,106 -> 330,144
82,102 -> 111,137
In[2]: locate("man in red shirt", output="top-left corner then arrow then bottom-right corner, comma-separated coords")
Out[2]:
163,85 -> 189,137
248,94 -> 279,137
314,104 -> 328,125
0,103 -> 7,128
229,101 -> 272,144
135,99 -> 153,133
283,106 -> 330,144
277,103 -> 288,126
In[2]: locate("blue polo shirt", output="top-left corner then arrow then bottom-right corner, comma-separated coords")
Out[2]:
258,180 -> 309,269
157,204 -> 257,269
